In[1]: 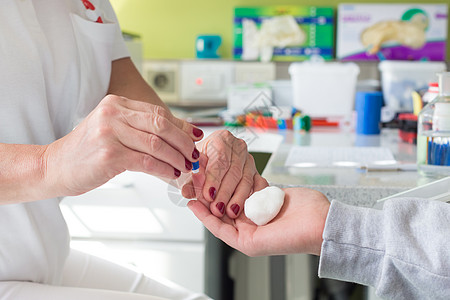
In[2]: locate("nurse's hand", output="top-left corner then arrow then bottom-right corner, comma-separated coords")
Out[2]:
188,187 -> 330,256
43,95 -> 203,196
182,129 -> 269,218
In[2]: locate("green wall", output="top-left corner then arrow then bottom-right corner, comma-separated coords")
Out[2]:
110,0 -> 450,60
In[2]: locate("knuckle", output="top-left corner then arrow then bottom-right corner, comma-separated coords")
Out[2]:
97,103 -> 118,120
94,124 -> 113,140
101,94 -> 124,108
151,115 -> 170,134
97,145 -> 118,165
235,138 -> 248,152
102,94 -> 117,103
216,153 -> 230,169
233,139 -> 247,157
220,129 -> 233,140
141,154 -> 156,171
148,134 -> 163,153
153,105 -> 169,118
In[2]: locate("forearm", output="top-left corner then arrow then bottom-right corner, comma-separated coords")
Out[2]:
0,143 -> 52,203
319,198 -> 450,299
107,57 -> 170,111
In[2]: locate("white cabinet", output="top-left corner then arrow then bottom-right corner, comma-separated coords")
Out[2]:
61,171 -> 206,294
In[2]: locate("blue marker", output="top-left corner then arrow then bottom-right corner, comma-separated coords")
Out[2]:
192,161 -> 200,173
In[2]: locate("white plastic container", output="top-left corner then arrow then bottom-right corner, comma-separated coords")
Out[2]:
288,62 -> 360,118
378,61 -> 447,113
268,80 -> 292,107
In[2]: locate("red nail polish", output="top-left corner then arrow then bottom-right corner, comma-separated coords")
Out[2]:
231,203 -> 240,216
185,158 -> 192,170
193,127 -> 203,137
192,148 -> 200,160
174,168 -> 181,177
216,202 -> 225,214
209,187 -> 216,200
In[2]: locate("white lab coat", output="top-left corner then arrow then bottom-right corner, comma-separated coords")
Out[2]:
0,1 -> 209,299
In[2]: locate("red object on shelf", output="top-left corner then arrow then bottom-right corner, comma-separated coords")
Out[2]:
398,113 -> 418,144
311,118 -> 339,127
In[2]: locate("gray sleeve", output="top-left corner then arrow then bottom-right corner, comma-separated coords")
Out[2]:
318,198 -> 450,300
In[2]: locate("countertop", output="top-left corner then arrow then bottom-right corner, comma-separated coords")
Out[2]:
256,127 -> 446,208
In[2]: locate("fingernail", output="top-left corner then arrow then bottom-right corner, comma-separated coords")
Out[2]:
185,158 -> 192,170
174,168 -> 181,177
231,204 -> 240,216
193,127 -> 203,137
192,148 -> 200,160
216,202 -> 225,215
209,187 -> 217,200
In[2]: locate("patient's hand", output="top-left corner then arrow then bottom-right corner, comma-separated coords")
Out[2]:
188,187 -> 330,256
181,129 -> 268,219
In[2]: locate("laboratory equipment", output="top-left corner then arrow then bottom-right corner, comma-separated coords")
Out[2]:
422,82 -> 439,104
417,72 -> 450,175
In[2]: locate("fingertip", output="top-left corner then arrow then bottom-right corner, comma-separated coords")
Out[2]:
228,203 -> 241,219
192,127 -> 204,139
215,201 -> 225,216
187,199 -> 195,209
181,183 -> 195,199
192,148 -> 200,160
208,186 -> 217,201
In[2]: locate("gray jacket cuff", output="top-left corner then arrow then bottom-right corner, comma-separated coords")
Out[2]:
318,200 -> 385,287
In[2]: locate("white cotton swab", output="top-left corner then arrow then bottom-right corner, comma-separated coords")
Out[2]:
244,186 -> 285,226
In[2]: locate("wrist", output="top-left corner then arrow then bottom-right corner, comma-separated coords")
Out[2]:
313,201 -> 331,256
40,141 -> 68,199
30,143 -> 60,201
0,143 -> 53,203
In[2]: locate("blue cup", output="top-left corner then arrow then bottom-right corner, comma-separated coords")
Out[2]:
356,91 -> 383,135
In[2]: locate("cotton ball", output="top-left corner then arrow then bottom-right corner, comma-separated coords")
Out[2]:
244,186 -> 285,226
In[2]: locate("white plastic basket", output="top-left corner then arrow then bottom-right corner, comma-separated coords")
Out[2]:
289,62 -> 360,118
378,61 -> 447,113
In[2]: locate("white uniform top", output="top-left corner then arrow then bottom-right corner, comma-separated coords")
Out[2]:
0,0 -> 129,284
